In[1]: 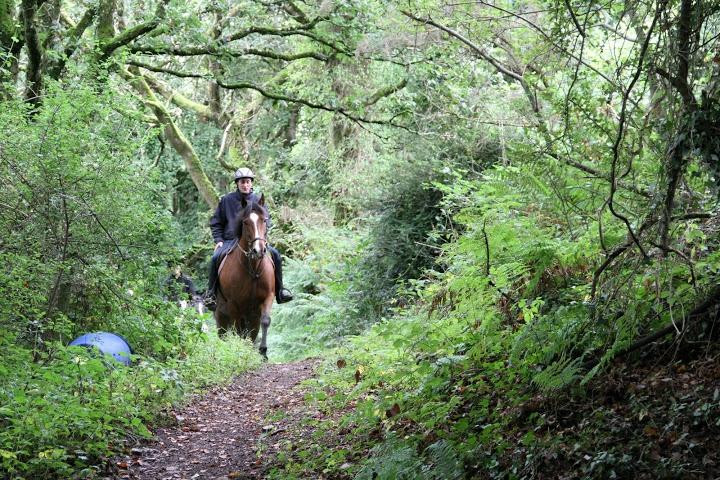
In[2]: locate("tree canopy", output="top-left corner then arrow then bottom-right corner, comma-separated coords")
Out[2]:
1,0 -> 720,477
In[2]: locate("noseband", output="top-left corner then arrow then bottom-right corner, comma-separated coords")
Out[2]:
243,236 -> 267,260
240,235 -> 268,280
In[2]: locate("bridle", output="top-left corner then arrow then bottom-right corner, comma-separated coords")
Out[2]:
240,225 -> 268,281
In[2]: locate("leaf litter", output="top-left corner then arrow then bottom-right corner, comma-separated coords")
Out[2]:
108,358 -> 320,480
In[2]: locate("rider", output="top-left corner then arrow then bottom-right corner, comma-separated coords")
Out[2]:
204,167 -> 293,309
165,265 -> 197,302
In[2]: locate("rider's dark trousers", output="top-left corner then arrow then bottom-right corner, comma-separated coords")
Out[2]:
207,242 -> 285,302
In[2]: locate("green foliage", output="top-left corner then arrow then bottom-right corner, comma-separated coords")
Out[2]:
0,328 -> 260,478
350,155 -> 448,319
0,82 -> 264,478
0,83 -> 171,336
355,434 -> 463,480
4,0 -> 720,478
269,203 -> 363,361
272,145 -> 718,478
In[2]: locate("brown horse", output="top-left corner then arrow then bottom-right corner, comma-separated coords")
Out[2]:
215,194 -> 275,359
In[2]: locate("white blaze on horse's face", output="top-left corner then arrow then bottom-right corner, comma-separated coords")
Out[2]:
249,212 -> 263,255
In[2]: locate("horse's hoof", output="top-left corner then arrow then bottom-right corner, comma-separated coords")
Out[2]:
259,347 -> 268,361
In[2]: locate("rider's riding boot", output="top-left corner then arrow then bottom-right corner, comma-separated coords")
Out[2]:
278,287 -> 293,304
270,247 -> 293,304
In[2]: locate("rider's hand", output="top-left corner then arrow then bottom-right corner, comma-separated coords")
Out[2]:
214,241 -> 223,252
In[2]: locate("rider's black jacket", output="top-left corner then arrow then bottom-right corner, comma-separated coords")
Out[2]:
209,190 -> 269,243
164,273 -> 197,301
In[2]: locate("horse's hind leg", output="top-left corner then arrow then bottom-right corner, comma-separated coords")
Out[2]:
258,298 -> 273,360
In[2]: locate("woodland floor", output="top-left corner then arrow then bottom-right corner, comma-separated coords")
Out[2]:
108,358 -> 322,480
104,341 -> 720,479
499,340 -> 720,479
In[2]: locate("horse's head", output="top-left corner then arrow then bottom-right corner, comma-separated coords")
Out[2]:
236,194 -> 269,261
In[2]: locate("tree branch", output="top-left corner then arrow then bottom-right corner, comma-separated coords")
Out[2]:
655,66 -> 696,110
59,8 -> 74,28
564,0 -> 585,37
100,0 -> 167,59
122,67 -> 219,208
403,10 -> 650,199
142,72 -> 215,120
69,6 -> 98,46
129,44 -> 328,61
47,5 -> 98,79
224,18 -> 325,42
216,79 -> 410,129
283,1 -> 310,24
221,20 -> 350,57
474,1 -> 617,87
364,78 -> 407,107
659,0 -> 696,253
607,0 -> 666,260
402,10 -> 524,83
584,284 -> 720,372
671,212 -> 713,222
545,151 -> 650,198
591,216 -> 657,300
126,59 -> 207,78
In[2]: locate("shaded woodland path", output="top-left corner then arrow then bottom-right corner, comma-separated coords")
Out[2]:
111,358 -> 320,480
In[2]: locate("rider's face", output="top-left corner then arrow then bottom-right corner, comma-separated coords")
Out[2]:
236,178 -> 253,194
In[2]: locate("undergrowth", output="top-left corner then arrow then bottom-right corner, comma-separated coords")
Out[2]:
266,160 -> 720,479
0,313 -> 260,479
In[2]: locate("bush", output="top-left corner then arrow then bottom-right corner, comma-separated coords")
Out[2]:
0,82 -> 264,479
349,156 -> 450,321
0,327 -> 260,478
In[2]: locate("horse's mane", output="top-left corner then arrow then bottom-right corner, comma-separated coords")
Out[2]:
234,200 -> 268,239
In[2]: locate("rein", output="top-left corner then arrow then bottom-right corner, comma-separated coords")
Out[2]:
239,236 -> 268,280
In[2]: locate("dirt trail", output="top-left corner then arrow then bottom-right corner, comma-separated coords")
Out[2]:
112,358 -> 320,480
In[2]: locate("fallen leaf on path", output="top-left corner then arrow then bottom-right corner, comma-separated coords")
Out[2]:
386,403 -> 401,418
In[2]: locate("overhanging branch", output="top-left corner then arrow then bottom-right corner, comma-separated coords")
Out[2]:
126,59 -> 207,78
128,45 -> 328,61
402,10 -> 524,83
224,18 -> 325,42
365,78 -> 407,107
100,0 -> 167,59
403,10 -> 649,198
216,80 -> 409,129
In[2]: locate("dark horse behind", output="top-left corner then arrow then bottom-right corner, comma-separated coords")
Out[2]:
215,195 -> 275,359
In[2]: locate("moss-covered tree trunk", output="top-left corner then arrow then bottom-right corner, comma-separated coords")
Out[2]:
0,0 -> 20,99
125,69 -> 219,208
21,0 -> 43,107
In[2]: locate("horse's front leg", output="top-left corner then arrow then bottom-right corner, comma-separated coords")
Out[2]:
258,297 -> 273,360
215,309 -> 230,337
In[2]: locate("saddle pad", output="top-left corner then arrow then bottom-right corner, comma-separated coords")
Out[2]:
217,241 -> 237,277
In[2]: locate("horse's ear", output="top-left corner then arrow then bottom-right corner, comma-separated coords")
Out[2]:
241,196 -> 248,208
258,193 -> 265,206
